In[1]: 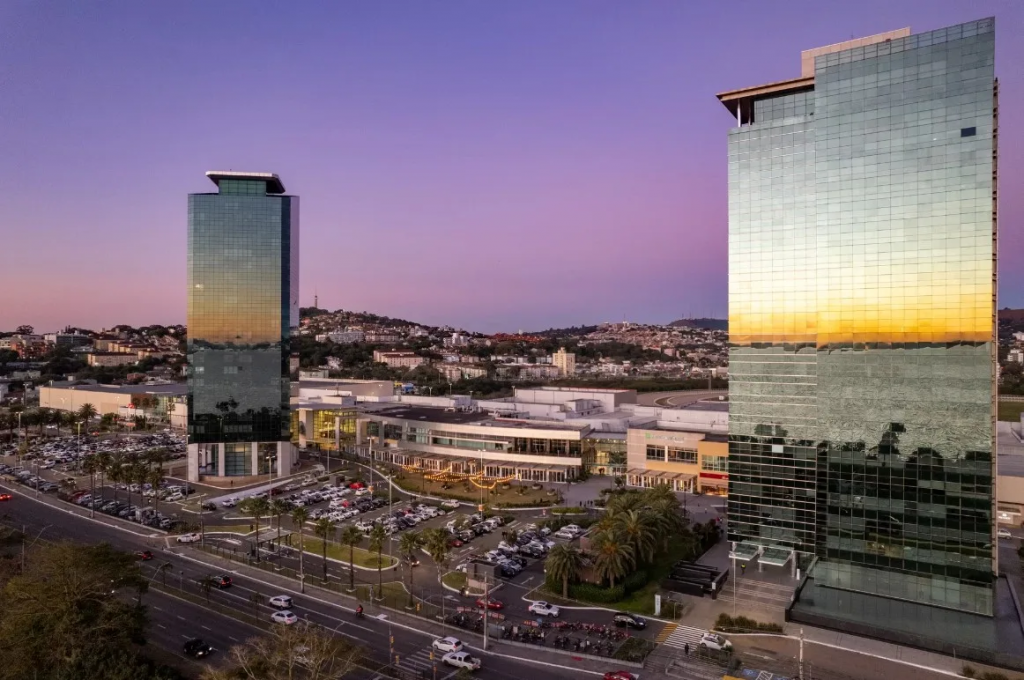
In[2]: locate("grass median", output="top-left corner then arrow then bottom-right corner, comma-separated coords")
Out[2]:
296,536 -> 397,569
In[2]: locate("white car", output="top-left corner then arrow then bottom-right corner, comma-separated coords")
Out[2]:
221,497 -> 238,508
528,601 -> 560,617
165,492 -> 185,503
432,636 -> 464,653
269,595 -> 293,609
176,532 -> 202,544
562,524 -> 581,535
272,610 -> 298,625
699,632 -> 732,652
355,488 -> 371,496
553,530 -> 576,540
441,500 -> 460,510
442,651 -> 480,671
998,528 -> 1013,540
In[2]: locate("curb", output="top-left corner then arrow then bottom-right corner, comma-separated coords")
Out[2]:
496,637 -> 643,669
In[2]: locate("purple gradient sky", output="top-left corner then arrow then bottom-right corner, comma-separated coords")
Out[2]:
0,1 -> 1021,334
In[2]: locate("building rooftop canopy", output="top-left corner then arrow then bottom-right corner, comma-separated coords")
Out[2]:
205,171 -> 285,194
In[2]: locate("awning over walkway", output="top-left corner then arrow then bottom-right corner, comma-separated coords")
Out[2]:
760,546 -> 795,567
730,542 -> 762,561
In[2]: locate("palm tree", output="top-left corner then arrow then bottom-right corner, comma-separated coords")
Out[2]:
423,527 -> 452,576
591,529 -> 635,590
77,403 -> 97,425
107,454 -> 125,503
82,455 -> 99,513
368,524 -> 387,598
546,544 -> 584,598
617,509 -> 657,565
314,517 -> 337,582
147,465 -> 165,515
95,451 -> 112,495
398,530 -> 424,607
269,498 -> 290,549
239,496 -> 271,562
291,507 -> 309,592
35,407 -> 50,435
339,526 -> 364,592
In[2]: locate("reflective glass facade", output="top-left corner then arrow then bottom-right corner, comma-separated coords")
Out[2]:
725,19 -> 997,615
187,174 -> 298,448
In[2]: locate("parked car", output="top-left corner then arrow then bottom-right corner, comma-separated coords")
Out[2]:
998,527 -> 1013,540
528,601 -> 560,617
432,637 -> 464,653
442,651 -> 481,671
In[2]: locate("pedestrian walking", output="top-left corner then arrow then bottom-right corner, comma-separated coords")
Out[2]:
684,642 -> 689,656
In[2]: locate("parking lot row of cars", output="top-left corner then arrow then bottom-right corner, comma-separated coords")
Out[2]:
0,464 -> 60,493
69,489 -> 185,530
5,432 -> 186,472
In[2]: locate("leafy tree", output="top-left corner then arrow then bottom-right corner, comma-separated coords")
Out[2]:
239,496 -> 272,562
0,542 -> 159,680
368,525 -> 387,596
147,465 -> 165,515
199,619 -> 360,680
545,544 -> 584,599
291,507 -> 309,591
398,530 -> 423,607
338,526 -> 363,592
313,517 -> 336,582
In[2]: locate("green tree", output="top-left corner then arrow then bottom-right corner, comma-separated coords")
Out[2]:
95,451 -> 112,496
398,530 -> 424,607
82,455 -> 99,511
269,498 -> 290,548
239,496 -> 271,562
313,517 -> 337,582
591,529 -> 635,589
422,527 -> 452,576
147,465 -> 165,516
198,575 -> 215,602
77,402 -> 98,424
291,507 -> 309,592
338,526 -> 363,592
617,509 -> 658,565
545,544 -> 584,598
368,524 -> 387,597
0,542 -> 152,680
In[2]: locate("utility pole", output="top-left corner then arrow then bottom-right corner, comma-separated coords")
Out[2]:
732,554 -> 737,617
198,494 -> 206,547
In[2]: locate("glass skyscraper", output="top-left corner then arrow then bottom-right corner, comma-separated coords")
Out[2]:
186,171 -> 299,480
721,17 -> 997,625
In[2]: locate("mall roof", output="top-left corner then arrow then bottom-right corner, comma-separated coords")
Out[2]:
205,171 -> 285,194
55,383 -> 187,396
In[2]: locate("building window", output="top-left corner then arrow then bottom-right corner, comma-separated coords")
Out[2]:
667,448 -> 698,464
224,443 -> 252,476
701,455 -> 728,472
646,445 -> 665,461
961,126 -> 977,137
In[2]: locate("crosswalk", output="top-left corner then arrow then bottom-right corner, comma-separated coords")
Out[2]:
658,623 -> 706,651
388,647 -> 460,680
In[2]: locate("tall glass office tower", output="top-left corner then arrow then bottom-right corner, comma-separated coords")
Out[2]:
720,17 -> 998,627
186,171 -> 299,481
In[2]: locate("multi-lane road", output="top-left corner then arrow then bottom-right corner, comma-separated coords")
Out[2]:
0,484 -> 614,680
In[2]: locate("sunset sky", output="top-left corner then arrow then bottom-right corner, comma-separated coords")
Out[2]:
1,1 -> 1021,334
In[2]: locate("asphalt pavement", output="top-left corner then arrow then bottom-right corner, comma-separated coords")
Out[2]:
0,483 -> 615,680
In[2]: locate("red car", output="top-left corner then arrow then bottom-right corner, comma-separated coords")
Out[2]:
604,673 -> 637,680
475,598 -> 503,611
448,537 -> 464,548
135,550 -> 154,561
0,494 -> 11,502
349,482 -> 365,490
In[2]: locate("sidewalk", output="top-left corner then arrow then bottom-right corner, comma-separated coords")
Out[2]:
169,545 -> 618,675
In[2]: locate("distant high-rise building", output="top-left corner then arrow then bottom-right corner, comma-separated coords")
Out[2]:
720,17 -> 998,636
553,347 -> 576,377
186,171 -> 299,481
